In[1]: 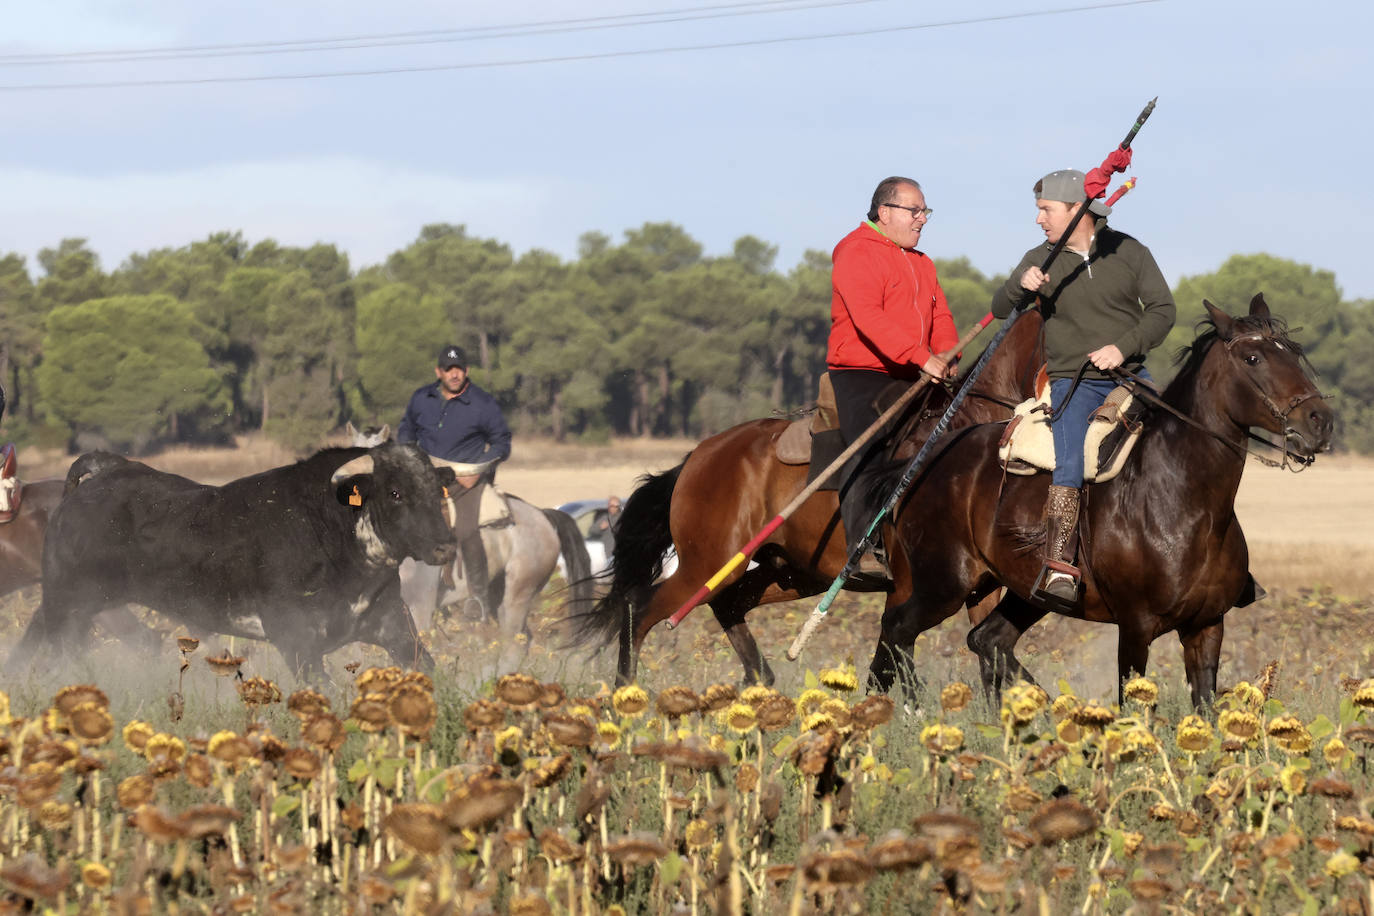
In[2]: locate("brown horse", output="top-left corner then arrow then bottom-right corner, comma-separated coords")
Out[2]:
869,295 -> 1333,708
571,312 -> 1048,685
0,479 -> 63,598
0,477 -> 163,651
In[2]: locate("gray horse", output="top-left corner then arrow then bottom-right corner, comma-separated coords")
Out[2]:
348,423 -> 594,674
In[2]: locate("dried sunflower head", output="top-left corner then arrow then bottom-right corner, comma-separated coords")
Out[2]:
350,694 -> 391,734
605,832 -> 669,868
495,673 -> 543,708
385,803 -> 448,855
286,688 -> 331,722
940,682 -> 973,713
355,666 -> 403,697
851,695 -> 895,729
1266,715 -> 1313,754
1028,796 -> 1098,844
1351,679 -> 1374,709
68,702 -> 114,746
723,703 -> 757,734
184,753 -> 213,788
869,830 -> 933,871
683,818 -> 714,851
53,685 -> 109,716
800,845 -> 874,889
204,650 -> 245,677
1175,715 -> 1215,753
608,684 -> 649,719
388,683 -> 438,738
208,730 -> 253,765
144,733 -> 187,764
463,699 -> 506,731
920,723 -> 964,755
756,695 -> 796,732
1122,677 -> 1158,706
701,683 -> 738,711
122,719 -> 155,754
1218,709 -> 1261,742
444,777 -> 523,832
818,666 -> 859,693
237,676 -> 282,708
301,713 -> 348,753
282,748 -> 322,782
543,714 -> 596,749
654,686 -> 701,719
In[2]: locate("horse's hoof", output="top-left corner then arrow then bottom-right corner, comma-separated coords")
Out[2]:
900,703 -> 926,721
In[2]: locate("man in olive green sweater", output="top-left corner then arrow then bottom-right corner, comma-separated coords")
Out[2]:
990,169 -> 1175,610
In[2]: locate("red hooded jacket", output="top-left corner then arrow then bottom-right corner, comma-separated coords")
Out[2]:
827,222 -> 957,379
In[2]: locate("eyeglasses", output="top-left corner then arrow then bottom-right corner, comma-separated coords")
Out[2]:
883,203 -> 933,220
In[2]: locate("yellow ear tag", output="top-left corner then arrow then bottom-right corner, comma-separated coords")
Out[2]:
443,486 -> 450,498
348,484 -> 362,507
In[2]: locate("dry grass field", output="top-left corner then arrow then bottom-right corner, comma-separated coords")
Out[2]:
3,438 -> 1374,912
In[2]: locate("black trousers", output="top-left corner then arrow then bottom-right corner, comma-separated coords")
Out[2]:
829,369 -> 899,553
450,470 -> 494,612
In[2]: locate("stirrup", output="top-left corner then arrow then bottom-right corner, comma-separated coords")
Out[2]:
1030,560 -> 1080,612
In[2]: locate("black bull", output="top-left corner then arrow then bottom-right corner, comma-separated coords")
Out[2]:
12,442 -> 458,675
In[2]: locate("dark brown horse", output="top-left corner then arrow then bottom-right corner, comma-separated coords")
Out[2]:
870,295 -> 1334,708
571,312 -> 1048,685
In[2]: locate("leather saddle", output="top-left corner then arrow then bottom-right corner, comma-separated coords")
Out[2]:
997,368 -> 1149,483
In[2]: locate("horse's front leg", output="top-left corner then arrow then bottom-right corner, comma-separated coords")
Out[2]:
1178,619 -> 1224,711
966,594 -> 1046,700
1116,616 -> 1156,705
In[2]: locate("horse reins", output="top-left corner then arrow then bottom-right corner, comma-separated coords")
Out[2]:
1108,352 -> 1323,470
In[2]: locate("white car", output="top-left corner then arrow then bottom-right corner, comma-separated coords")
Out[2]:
555,498 -> 678,580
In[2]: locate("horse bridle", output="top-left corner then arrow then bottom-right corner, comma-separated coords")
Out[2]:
1111,331 -> 1329,470
1221,333 -> 1330,452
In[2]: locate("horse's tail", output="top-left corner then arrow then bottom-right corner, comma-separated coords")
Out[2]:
566,457 -> 688,649
542,508 -> 596,610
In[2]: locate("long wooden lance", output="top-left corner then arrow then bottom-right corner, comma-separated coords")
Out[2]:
663,312 -> 995,630
788,96 -> 1158,661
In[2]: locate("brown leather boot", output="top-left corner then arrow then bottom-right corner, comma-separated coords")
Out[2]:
1031,484 -> 1081,611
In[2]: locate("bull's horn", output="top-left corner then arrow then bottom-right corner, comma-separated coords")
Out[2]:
331,454 -> 375,484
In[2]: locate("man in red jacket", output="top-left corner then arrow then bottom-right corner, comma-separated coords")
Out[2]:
828,176 -> 958,578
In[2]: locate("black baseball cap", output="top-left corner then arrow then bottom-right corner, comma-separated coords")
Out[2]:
437,345 -> 468,369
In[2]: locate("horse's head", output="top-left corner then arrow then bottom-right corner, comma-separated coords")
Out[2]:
1199,293 -> 1334,460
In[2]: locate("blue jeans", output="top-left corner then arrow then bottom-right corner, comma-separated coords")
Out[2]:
1049,368 -> 1151,487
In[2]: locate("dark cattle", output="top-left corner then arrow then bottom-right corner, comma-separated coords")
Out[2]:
13,442 -> 457,675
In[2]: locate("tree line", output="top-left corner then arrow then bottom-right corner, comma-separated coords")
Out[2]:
0,224 -> 1369,454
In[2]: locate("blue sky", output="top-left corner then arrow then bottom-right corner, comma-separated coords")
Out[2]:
2,0 -> 1370,312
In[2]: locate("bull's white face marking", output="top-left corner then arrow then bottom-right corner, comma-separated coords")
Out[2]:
229,614 -> 266,639
354,512 -> 399,567
350,594 -> 370,617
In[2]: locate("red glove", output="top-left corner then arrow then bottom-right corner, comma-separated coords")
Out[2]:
1084,147 -> 1134,198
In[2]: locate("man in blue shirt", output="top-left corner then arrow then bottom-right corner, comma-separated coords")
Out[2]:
397,344 -> 512,617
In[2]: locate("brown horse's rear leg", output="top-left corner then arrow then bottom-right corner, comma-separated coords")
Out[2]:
966,595 -> 1046,700
1178,620 -> 1224,711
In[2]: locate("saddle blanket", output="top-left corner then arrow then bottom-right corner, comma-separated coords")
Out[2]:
427,455 -> 513,527
997,384 -> 1144,483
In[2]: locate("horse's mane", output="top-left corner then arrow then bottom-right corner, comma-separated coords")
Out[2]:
1163,312 -> 1309,403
